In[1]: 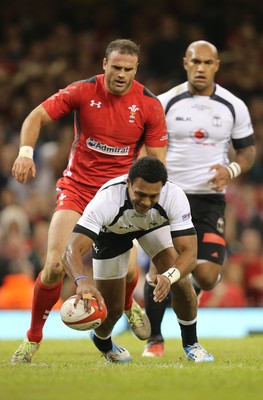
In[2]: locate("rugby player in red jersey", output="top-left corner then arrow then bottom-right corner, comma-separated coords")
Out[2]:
11,39 -> 167,364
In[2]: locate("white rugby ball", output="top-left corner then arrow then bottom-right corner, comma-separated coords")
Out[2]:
60,295 -> 107,331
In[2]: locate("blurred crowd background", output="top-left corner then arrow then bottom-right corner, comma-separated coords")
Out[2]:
0,0 -> 263,309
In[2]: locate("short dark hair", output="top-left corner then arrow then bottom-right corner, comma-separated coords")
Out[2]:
105,39 -> 140,60
128,157 -> 167,186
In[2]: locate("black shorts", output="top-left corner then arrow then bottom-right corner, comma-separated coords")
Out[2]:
187,194 -> 226,266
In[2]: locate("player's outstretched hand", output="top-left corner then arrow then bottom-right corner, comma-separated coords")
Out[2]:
207,164 -> 230,191
75,282 -> 105,312
150,274 -> 171,303
12,157 -> 36,183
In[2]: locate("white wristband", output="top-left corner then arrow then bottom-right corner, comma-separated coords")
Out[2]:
226,162 -> 241,179
18,146 -> 34,159
162,267 -> 181,285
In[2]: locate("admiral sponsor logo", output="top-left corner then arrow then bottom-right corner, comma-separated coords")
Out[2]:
87,138 -> 130,155
182,212 -> 191,222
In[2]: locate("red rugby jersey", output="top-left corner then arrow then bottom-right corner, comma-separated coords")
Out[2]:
42,74 -> 167,198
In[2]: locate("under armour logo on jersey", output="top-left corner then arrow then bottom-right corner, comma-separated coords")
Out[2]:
90,100 -> 102,108
128,104 -> 139,123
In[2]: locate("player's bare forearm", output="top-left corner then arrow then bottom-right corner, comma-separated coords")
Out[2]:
172,235 -> 197,277
209,145 -> 256,191
62,235 -> 92,280
62,234 -> 104,310
235,145 -> 256,172
20,105 -> 53,147
144,145 -> 167,164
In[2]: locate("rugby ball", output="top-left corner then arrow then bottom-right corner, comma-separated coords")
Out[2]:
60,295 -> 107,331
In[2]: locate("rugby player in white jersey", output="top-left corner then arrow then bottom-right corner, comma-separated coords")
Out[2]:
142,40 -> 256,357
62,156 -> 214,363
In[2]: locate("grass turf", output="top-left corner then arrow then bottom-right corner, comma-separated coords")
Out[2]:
0,333 -> 263,400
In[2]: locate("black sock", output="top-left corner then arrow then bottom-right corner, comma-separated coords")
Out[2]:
144,279 -> 170,342
179,322 -> 198,347
92,334 -> 113,352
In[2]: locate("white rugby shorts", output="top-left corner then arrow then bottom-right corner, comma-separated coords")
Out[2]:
93,226 -> 173,279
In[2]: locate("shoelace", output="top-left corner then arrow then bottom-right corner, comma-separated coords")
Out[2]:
104,346 -> 125,361
16,342 -> 35,357
187,344 -> 209,358
128,308 -> 143,326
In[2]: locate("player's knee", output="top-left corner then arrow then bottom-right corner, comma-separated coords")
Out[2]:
195,274 -> 221,290
192,262 -> 221,290
42,259 -> 65,284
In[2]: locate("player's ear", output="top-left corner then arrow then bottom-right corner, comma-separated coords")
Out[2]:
215,59 -> 220,73
103,58 -> 107,71
127,177 -> 133,190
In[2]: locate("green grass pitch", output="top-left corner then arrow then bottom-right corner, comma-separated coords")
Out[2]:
1,332 -> 263,400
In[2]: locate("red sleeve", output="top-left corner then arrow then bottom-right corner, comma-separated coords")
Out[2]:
143,96 -> 168,148
42,82 -> 84,120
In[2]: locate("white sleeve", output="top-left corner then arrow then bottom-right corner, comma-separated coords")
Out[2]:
232,99 -> 254,140
76,190 -> 113,235
165,185 -> 194,233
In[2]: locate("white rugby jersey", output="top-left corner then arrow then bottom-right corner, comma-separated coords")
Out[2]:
158,82 -> 254,194
74,174 -> 195,240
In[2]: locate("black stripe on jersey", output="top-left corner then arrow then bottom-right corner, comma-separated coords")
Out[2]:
72,76 -> 97,85
103,194 -> 169,225
165,92 -> 192,115
100,181 -> 127,192
171,227 -> 196,238
107,200 -> 133,226
83,76 -> 97,84
73,224 -> 98,240
143,87 -> 158,99
153,203 -> 169,219
165,91 -> 236,123
232,134 -> 255,150
210,93 -> 235,122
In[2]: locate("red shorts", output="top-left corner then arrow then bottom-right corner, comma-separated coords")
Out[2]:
55,182 -> 96,214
